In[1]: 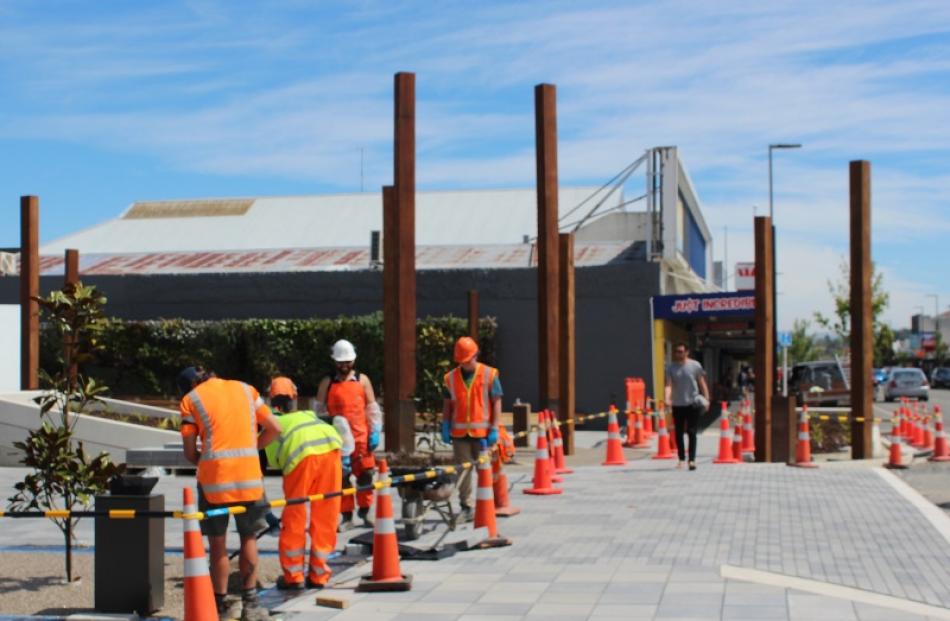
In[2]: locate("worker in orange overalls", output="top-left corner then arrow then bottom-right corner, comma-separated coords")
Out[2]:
265,393 -> 344,590
316,339 -> 382,531
178,366 -> 282,621
442,336 -> 503,522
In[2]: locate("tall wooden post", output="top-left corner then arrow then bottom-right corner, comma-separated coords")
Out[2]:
20,196 -> 39,390
753,216 -> 774,462
467,290 -> 479,340
535,83 -> 560,415
65,249 -> 80,391
381,70 -> 418,453
850,161 -> 873,459
558,233 -> 576,455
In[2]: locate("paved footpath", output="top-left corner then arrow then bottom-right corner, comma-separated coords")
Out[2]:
269,430 -> 950,621
3,426 -> 950,620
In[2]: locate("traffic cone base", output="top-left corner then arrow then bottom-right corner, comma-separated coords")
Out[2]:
789,461 -> 819,468
357,460 -> 412,592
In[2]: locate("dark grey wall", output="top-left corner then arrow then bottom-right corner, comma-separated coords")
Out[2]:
0,262 -> 660,415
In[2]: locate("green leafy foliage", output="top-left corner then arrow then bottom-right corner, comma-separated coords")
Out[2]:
9,282 -> 123,582
40,312 -> 498,415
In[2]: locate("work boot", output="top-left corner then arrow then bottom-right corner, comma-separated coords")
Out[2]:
459,505 -> 474,523
216,594 -> 241,621
240,590 -> 270,621
338,512 -> 355,533
305,578 -> 326,590
275,576 -> 304,591
356,507 -> 373,528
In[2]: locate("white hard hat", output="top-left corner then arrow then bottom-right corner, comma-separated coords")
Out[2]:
331,339 -> 357,362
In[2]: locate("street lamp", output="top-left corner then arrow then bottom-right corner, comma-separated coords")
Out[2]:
768,143 -> 802,396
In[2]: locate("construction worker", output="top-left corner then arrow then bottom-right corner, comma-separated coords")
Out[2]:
259,375 -> 301,536
264,393 -> 344,591
441,336 -> 503,522
316,339 -> 382,531
178,366 -> 281,621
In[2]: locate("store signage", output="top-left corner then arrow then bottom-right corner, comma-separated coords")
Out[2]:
735,262 -> 755,290
653,291 -> 755,320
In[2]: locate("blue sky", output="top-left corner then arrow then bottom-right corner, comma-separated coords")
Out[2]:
1,0 -> 948,329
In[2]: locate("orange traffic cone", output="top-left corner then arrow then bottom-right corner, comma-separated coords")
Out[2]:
668,416 -> 678,453
631,409 -> 650,448
524,416 -> 563,495
886,418 -> 908,469
732,416 -> 744,462
624,409 -> 637,447
643,404 -> 655,438
491,449 -> 521,516
474,446 -> 512,548
539,411 -> 563,483
790,406 -> 818,468
652,415 -> 675,460
899,402 -> 909,438
602,407 -> 628,466
923,415 -> 934,450
550,414 -> 573,474
930,406 -> 950,462
713,404 -> 739,464
912,410 -> 925,448
741,403 -> 755,455
357,460 -> 412,591
182,487 -> 216,621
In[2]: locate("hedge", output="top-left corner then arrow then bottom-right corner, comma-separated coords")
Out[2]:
40,313 -> 497,415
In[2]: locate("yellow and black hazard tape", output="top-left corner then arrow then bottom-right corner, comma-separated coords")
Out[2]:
0,455 -> 492,522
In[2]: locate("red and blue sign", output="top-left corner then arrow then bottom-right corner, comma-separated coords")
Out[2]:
652,291 -> 755,320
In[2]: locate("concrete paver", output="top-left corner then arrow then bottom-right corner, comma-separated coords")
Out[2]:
3,425 -> 950,620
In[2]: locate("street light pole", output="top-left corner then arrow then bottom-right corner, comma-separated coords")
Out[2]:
768,143 -> 802,395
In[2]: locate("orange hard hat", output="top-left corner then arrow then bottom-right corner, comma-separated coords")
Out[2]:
454,336 -> 479,363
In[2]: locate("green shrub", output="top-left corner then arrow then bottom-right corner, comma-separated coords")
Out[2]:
40,313 -> 497,415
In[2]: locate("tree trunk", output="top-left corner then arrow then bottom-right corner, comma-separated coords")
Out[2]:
65,519 -> 73,583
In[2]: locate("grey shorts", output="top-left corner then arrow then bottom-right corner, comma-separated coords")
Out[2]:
197,485 -> 269,538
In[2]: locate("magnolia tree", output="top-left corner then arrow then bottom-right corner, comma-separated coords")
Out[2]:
7,283 -> 123,583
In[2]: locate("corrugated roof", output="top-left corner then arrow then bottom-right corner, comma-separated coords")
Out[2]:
22,241 -> 636,275
41,187 -> 619,255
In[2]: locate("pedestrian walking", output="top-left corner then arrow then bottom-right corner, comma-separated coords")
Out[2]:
315,339 -> 382,531
442,336 -> 503,522
178,366 -> 282,621
664,343 -> 711,471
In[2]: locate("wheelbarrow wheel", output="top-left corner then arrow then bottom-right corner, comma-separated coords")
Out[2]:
401,497 -> 425,541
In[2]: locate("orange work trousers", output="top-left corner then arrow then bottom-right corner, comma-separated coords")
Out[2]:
341,442 -> 375,514
278,451 -> 342,586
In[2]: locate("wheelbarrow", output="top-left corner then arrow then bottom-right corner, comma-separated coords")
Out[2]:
390,465 -> 458,541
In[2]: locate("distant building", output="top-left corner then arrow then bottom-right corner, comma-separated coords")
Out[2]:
2,147 -> 722,412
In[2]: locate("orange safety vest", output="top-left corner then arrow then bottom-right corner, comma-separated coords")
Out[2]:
326,373 -> 368,443
444,363 -> 498,439
180,378 -> 267,505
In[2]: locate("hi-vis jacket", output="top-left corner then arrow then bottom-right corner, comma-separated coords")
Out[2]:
180,378 -> 270,504
264,411 -> 343,475
444,363 -> 499,439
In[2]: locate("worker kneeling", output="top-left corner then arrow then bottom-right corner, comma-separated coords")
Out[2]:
265,394 -> 344,590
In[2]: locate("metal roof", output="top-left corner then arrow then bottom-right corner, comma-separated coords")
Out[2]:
41,187 -> 619,255
25,241 -> 637,275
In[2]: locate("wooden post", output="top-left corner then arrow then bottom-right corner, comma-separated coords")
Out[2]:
535,83 -> 560,416
850,160 -> 873,459
512,402 -> 531,448
65,249 -> 79,391
558,233 -> 575,455
467,289 -> 479,340
770,394 -> 796,464
384,71 -> 417,454
20,196 -> 39,390
753,216 -> 774,462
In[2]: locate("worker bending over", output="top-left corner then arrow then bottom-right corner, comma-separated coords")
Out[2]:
178,366 -> 281,621
442,336 -> 503,522
316,339 -> 382,531
265,393 -> 344,590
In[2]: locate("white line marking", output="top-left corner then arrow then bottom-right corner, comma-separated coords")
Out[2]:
720,565 -> 950,620
875,466 -> 950,546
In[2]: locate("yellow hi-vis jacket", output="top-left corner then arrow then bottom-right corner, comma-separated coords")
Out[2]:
264,410 -> 343,475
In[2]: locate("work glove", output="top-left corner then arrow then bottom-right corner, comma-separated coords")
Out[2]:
486,426 -> 499,446
368,429 -> 380,451
342,455 -> 351,471
441,420 -> 452,444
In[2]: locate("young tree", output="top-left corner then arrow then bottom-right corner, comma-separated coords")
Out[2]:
7,282 -> 124,583
814,258 -> 893,366
788,319 -> 820,365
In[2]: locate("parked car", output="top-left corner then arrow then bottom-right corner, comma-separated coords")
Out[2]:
883,368 -> 930,402
873,368 -> 888,385
789,361 -> 851,407
932,367 -> 950,389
